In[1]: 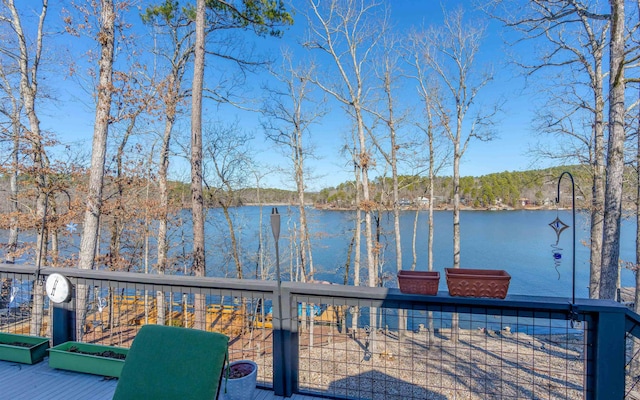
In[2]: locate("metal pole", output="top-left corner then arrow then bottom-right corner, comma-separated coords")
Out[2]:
270,207 -> 288,395
556,172 -> 576,305
271,208 -> 281,290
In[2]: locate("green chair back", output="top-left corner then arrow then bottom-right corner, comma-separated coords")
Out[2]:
113,324 -> 229,400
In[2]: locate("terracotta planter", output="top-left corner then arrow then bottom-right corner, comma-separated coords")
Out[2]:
397,271 -> 440,295
445,268 -> 511,299
0,333 -> 49,364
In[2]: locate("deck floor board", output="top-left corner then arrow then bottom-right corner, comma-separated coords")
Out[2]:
0,359 -> 323,400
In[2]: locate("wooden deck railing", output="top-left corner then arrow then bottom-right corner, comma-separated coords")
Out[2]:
0,263 -> 635,399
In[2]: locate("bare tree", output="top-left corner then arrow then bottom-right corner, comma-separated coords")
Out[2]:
600,0 -> 627,300
0,56 -> 22,264
305,0 -> 386,346
364,36 -> 405,277
142,0 -> 195,326
305,1 -> 386,343
630,1 -> 640,377
190,0 -> 207,330
0,10 -> 24,324
419,94 -> 448,274
203,123 -> 253,279
361,37 -> 409,340
262,52 -> 325,282
420,7 -> 498,341
422,7 -> 497,271
1,0 -> 50,335
488,0 -> 611,299
405,31 -> 450,273
633,84 -> 640,375
406,29 -> 452,343
190,0 -> 292,330
75,0 -> 116,339
347,139 -> 362,333
105,69 -> 157,272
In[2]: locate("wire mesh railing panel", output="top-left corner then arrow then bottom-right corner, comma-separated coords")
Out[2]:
76,278 -> 275,388
78,280 -> 149,347
0,272 -> 48,337
625,314 -> 640,399
295,298 -> 587,400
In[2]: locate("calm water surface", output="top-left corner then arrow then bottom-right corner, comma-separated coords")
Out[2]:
207,207 -> 636,299
1,207 -> 636,300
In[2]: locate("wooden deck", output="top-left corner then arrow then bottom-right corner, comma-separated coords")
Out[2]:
0,359 -> 323,400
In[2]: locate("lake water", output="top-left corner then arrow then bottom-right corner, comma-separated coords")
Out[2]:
1,207 -> 636,334
1,207 -> 637,300
201,207 -> 636,299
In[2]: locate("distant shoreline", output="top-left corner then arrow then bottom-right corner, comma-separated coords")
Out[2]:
240,203 -> 576,212
311,204 -> 568,212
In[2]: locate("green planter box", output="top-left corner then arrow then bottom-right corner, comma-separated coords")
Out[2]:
0,332 -> 50,364
48,341 -> 128,378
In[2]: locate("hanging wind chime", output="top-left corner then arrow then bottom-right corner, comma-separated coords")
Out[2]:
549,213 -> 569,279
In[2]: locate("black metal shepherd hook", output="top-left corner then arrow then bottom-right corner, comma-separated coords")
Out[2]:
555,172 -> 576,306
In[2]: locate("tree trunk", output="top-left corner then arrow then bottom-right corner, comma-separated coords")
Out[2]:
108,116 -> 136,271
427,165 -> 435,339
50,200 -> 59,266
295,143 -> 314,281
599,0 -> 626,300
589,47 -> 606,299
354,107 -> 376,344
305,0 -> 379,337
6,116 -> 19,264
77,0 -> 115,339
148,1 -> 192,326
384,76 -> 401,273
428,126 -> 435,274
352,146 -> 361,334
156,109 -> 174,325
633,84 -> 640,376
256,176 -> 266,279
355,106 -> 378,351
30,191 -> 47,336
191,0 -> 207,330
221,203 -> 243,279
7,0 -> 49,336
411,208 -> 419,270
451,127 -> 462,343
453,131 -> 462,270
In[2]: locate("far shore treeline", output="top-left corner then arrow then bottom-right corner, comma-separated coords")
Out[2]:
3,165 -> 637,218
135,165 -> 638,211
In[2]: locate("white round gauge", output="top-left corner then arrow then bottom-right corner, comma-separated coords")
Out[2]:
45,273 -> 72,304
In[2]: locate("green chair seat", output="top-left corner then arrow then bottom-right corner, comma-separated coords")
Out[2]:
113,324 -> 229,400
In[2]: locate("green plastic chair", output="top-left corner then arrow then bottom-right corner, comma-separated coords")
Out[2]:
112,324 -> 229,400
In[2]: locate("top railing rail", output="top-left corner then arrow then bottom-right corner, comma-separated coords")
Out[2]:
0,262 -> 628,314
282,279 -> 626,315
0,263 -> 277,294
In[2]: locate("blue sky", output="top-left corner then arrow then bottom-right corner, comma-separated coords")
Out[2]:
31,1 -> 554,192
